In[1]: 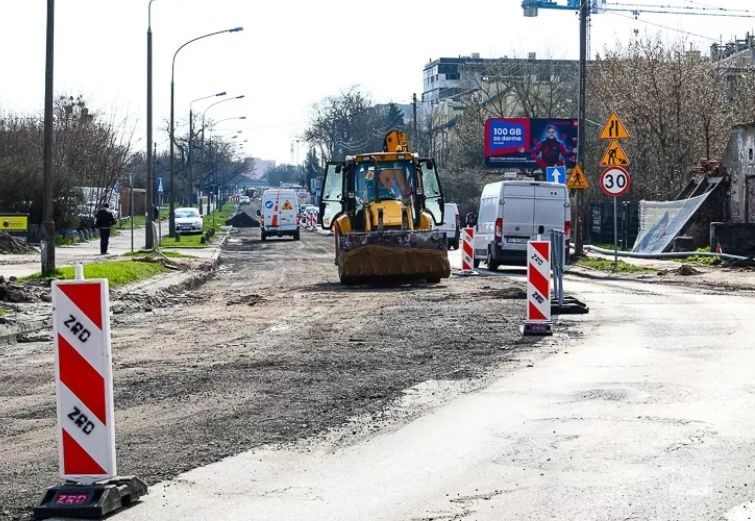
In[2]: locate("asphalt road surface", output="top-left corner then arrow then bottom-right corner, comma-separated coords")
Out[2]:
2,207 -> 753,520
0,218 -> 546,521
114,271 -> 755,521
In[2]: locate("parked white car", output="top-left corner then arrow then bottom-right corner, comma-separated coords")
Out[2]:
174,207 -> 203,234
434,202 -> 460,249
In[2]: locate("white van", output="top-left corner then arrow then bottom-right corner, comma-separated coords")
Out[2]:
258,189 -> 300,241
434,203 -> 460,249
473,180 -> 570,269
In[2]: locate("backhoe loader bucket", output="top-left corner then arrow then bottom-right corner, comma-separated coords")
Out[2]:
337,230 -> 450,284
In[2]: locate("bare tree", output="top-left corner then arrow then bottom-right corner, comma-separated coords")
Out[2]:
588,37 -> 742,200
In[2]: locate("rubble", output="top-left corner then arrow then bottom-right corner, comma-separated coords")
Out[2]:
0,232 -> 36,254
0,276 -> 50,303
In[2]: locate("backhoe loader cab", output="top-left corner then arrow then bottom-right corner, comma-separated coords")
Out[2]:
319,139 -> 450,285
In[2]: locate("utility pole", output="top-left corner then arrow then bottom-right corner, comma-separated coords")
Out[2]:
41,0 -> 56,276
145,0 -> 156,250
574,0 -> 589,257
412,93 -> 418,151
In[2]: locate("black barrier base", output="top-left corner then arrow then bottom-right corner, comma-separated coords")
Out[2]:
34,476 -> 148,520
551,295 -> 590,315
523,321 -> 553,336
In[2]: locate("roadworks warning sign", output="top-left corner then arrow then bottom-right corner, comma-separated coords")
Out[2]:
282,200 -> 293,210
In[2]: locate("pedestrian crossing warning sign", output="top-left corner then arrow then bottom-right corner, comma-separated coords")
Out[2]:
566,164 -> 590,190
599,140 -> 631,167
599,112 -> 630,140
282,200 -> 293,210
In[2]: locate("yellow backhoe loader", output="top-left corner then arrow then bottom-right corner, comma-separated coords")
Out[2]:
319,130 -> 451,284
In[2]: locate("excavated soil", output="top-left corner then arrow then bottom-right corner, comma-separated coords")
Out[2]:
0,224 -> 575,521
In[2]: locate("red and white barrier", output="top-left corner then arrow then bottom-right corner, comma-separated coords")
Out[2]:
308,210 -> 317,231
453,227 -> 478,276
461,227 -> 474,271
52,279 -> 116,483
524,240 -> 553,335
35,274 -> 148,519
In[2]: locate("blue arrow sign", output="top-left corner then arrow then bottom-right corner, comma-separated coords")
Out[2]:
546,166 -> 566,184
157,177 -> 164,194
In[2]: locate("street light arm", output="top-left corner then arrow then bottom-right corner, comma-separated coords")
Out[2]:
171,27 -> 244,81
200,95 -> 246,145
148,0 -> 157,30
190,91 -> 227,112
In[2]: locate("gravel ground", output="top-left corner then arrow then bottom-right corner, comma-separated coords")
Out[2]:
0,225 -> 577,521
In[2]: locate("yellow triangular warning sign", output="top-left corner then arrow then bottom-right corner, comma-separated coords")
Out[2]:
566,164 -> 590,190
599,140 -> 631,167
282,200 -> 293,210
599,112 -> 630,140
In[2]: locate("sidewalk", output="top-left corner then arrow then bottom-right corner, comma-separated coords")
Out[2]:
567,246 -> 755,293
0,226 -> 229,344
0,225 -> 221,279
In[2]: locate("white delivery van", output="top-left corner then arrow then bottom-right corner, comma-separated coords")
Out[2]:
473,180 -> 570,269
433,203 -> 460,249
258,189 -> 300,241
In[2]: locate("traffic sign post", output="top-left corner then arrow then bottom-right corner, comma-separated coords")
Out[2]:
546,165 -> 566,184
600,166 -> 631,268
566,164 -> 589,190
599,112 -> 630,140
599,140 -> 630,167
35,276 -> 147,520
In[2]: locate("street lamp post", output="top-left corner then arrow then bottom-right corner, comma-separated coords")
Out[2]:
189,91 -> 226,210
169,27 -> 243,238
41,0 -> 55,276
575,0 -> 589,257
145,0 -> 158,250
200,95 -> 245,147
203,119 -> 245,216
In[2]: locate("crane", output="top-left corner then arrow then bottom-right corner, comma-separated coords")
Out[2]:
522,1 -> 755,18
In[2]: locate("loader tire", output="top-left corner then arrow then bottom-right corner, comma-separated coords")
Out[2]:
334,225 -> 341,266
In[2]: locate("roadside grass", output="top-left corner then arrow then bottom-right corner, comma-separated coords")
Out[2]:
160,203 -> 236,248
0,307 -> 6,317
576,257 -> 656,273
116,206 -> 170,230
593,242 -> 630,251
686,246 -> 723,266
21,260 -> 166,288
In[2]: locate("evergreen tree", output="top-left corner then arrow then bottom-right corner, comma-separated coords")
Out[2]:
385,103 -> 405,131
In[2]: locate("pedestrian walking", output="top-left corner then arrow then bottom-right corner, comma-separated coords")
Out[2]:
94,203 -> 117,254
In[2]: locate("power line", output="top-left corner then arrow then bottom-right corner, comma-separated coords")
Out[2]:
606,11 -> 721,41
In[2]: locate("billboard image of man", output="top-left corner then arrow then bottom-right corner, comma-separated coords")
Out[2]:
527,125 -> 575,169
484,118 -> 578,170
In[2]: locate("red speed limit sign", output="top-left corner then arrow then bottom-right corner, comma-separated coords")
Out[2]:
599,166 -> 631,197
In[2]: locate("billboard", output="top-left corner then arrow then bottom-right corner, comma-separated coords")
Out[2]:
484,118 -> 579,170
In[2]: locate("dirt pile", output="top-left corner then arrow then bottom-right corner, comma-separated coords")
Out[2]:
0,232 -> 36,254
226,212 -> 260,228
0,276 -> 50,303
659,264 -> 702,276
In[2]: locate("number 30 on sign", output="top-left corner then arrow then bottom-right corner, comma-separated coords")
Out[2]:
599,166 -> 631,197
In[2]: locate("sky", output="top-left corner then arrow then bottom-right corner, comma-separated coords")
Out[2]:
1,0 -> 755,166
